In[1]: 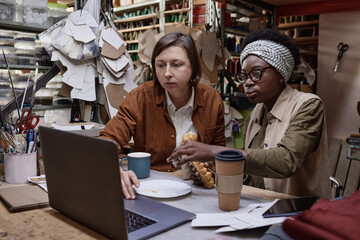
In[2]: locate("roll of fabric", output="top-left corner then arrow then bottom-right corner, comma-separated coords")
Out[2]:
283,191 -> 360,240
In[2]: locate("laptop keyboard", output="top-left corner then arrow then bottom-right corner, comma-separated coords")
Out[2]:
125,209 -> 157,233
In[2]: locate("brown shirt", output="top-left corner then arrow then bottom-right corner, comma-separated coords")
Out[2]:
100,81 -> 226,171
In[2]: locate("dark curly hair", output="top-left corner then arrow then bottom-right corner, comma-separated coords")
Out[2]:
239,28 -> 301,71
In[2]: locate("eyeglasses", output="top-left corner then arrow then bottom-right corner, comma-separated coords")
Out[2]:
239,66 -> 274,84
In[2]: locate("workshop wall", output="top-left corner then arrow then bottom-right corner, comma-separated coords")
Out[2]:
317,11 -> 360,140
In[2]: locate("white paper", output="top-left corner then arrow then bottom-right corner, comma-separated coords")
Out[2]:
69,20 -> 96,43
101,58 -> 127,79
102,66 -> 126,84
51,123 -> 95,131
233,214 -> 286,229
193,200 -> 287,233
103,55 -> 129,73
68,10 -> 98,27
70,64 -> 97,101
101,28 -> 124,50
191,204 -> 259,227
51,51 -> 86,89
28,175 -> 48,192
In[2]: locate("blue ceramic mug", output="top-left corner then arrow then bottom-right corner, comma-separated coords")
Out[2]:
120,152 -> 151,179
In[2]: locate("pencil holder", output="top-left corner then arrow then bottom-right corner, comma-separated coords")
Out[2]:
4,152 -> 37,184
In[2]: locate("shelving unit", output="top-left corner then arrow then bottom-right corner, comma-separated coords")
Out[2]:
219,0 -> 274,97
277,16 -> 319,93
113,0 -> 193,59
0,18 -> 67,122
1,65 -> 60,123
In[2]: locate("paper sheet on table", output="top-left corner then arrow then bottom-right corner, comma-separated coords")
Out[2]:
28,175 -> 48,192
192,204 -> 257,227
51,123 -> 95,131
216,214 -> 286,233
215,200 -> 287,232
192,199 -> 287,232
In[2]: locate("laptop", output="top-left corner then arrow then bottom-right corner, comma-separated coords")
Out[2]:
39,126 -> 195,240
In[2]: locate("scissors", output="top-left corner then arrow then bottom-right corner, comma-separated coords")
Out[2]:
334,42 -> 349,72
16,109 -> 40,133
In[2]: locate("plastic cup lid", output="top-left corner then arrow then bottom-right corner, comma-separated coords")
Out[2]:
215,150 -> 245,161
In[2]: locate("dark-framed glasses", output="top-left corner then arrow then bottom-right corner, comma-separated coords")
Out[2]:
240,66 -> 274,84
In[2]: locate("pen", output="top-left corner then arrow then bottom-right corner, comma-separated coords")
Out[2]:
27,141 -> 34,154
30,131 -> 38,153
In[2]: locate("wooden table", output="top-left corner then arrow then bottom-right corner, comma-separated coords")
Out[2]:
0,171 -> 292,240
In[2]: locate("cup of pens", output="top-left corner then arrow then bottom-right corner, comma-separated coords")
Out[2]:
2,129 -> 38,184
4,152 -> 37,184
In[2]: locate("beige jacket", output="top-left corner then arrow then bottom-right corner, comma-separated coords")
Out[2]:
245,85 -> 331,198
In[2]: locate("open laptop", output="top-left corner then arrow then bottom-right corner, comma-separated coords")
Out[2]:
39,126 -> 195,240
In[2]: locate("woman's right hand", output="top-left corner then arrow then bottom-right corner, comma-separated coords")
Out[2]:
120,167 -> 140,199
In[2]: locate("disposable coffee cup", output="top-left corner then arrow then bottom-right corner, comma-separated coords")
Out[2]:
120,152 -> 151,179
215,150 -> 245,211
4,152 -> 37,184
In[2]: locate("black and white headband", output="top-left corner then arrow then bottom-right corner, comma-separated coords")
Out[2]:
240,40 -> 294,81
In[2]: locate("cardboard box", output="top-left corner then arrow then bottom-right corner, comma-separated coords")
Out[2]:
193,15 -> 205,24
193,4 -> 205,15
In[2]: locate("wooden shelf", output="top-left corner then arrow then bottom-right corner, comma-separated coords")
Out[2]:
126,40 -> 139,44
114,0 -> 160,13
278,20 -> 319,29
119,24 -> 159,33
0,20 -> 48,33
225,27 -> 248,37
0,64 -> 53,71
292,36 -> 318,45
114,13 -> 158,24
300,51 -> 317,57
164,8 -> 190,15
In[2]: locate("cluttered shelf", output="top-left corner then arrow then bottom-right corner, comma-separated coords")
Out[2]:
114,13 -> 158,24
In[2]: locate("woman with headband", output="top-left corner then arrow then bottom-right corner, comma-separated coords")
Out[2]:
168,29 -> 331,198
